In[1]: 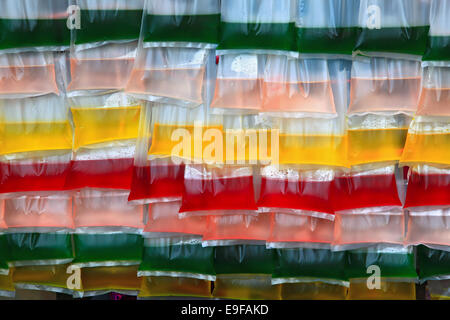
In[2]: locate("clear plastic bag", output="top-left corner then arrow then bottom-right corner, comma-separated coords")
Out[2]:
0,0 -> 70,53
423,0 -> 450,62
145,200 -> 206,236
355,0 -> 430,59
417,245 -> 450,282
218,0 -> 297,56
142,0 -> 220,48
73,0 -> 144,49
428,279 -> 450,300
0,52 -> 59,99
405,207 -> 450,247
213,274 -> 281,300
416,66 -> 450,117
296,0 -> 359,56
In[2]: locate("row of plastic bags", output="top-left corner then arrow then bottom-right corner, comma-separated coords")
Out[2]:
1,0 -> 449,61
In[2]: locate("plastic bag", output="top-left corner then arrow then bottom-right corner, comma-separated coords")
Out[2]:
1,192 -> 74,232
68,43 -> 138,95
416,66 -> 450,117
141,0 -> 220,48
126,47 -> 211,107
400,116 -> 450,167
4,232 -> 73,267
296,0 -> 359,56
138,236 -> 215,280
0,235 -> 9,273
0,272 -> 14,298
138,276 -> 212,298
423,0 -> 450,62
179,165 -> 258,216
0,52 -> 59,99
405,207 -> 450,247
355,0 -> 430,59
428,279 -> 450,300
0,95 -> 72,157
213,274 -> 281,300
281,282 -> 347,300
73,189 -> 144,233
272,248 -> 348,286
73,0 -> 143,49
347,279 -> 416,300
72,233 -> 143,268
145,200 -> 206,236
0,0 -> 70,53
202,213 -> 270,246
267,213 -> 334,247
257,166 -> 334,219
214,245 -> 274,275
218,0 -> 297,56
417,245 -> 450,282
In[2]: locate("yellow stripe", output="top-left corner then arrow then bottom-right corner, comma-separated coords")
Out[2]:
400,132 -> 450,166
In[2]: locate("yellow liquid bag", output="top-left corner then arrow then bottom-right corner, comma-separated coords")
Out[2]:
138,276 -> 212,298
281,282 -> 348,300
346,280 -> 416,300
213,274 -> 281,300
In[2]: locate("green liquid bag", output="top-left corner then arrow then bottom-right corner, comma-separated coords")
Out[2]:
139,238 -> 215,280
297,27 -> 358,55
74,10 -> 143,45
273,248 -> 348,285
0,235 -> 9,273
214,245 -> 275,275
423,0 -> 450,61
73,233 -> 143,267
417,246 -> 450,281
4,233 -> 73,266
424,36 -> 450,61
345,247 -> 417,280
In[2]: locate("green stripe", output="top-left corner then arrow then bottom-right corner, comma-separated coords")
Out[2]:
417,246 -> 450,280
297,26 -> 358,55
214,245 -> 275,275
423,35 -> 450,61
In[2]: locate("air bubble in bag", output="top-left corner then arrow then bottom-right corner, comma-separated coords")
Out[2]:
213,274 -> 281,300
355,0 -> 430,58
416,66 -> 450,117
145,200 -> 206,236
423,0 -> 450,62
0,52 -> 59,99
296,0 -> 359,56
1,192 -> 74,232
400,116 -> 450,167
179,165 -> 258,216
405,207 -> 450,247
257,166 -> 334,219
261,56 -> 337,118
202,213 -> 271,245
142,0 -> 220,48
73,189 -> 144,233
68,43 -> 138,95
138,236 -> 216,281
0,0 -> 70,53
138,276 -> 212,298
267,213 -> 335,247
218,0 -> 297,56
73,0 -> 143,48
417,245 -> 450,282
126,47 -> 210,107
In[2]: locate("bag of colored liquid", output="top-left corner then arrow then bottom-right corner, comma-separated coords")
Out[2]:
0,271 -> 14,298
145,200 -> 206,236
0,0 -> 70,53
405,207 -> 450,247
213,274 -> 281,300
218,0 -> 297,56
428,279 -> 450,300
141,0 -> 220,48
417,246 -> 450,282
138,236 -> 215,280
179,164 -> 258,216
347,279 -> 416,300
296,0 -> 359,56
423,0 -> 450,63
73,0 -> 143,49
355,0 -> 430,58
138,276 -> 212,298
281,282 -> 347,300
415,66 -> 450,117
72,233 -> 143,268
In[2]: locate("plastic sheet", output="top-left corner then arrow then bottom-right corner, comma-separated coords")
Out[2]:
405,207 -> 450,247
142,0 -> 220,48
213,274 -> 281,300
138,276 -> 212,298
73,189 -> 144,232
0,52 -> 59,99
355,0 -> 430,58
4,233 -> 73,267
2,192 -> 74,231
416,66 -> 450,117
214,245 -> 274,275
145,201 -> 206,236
139,236 -> 215,280
202,213 -> 270,244
423,0 -> 450,62
272,248 -> 348,286
73,0 -> 143,48
257,166 -> 334,219
417,246 -> 450,282
0,0 -> 70,53
347,279 -> 416,300
73,233 -> 143,267
179,165 -> 258,215
296,0 -> 359,56
218,0 -> 297,56
281,282 -> 347,300
348,57 -> 421,115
